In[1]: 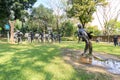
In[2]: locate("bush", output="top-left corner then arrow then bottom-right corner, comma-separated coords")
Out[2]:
61,37 -> 77,41
63,21 -> 74,37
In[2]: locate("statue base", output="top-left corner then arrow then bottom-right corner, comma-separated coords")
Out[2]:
79,54 -> 92,64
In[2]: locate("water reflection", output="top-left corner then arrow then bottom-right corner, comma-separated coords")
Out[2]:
63,49 -> 120,75
80,56 -> 120,75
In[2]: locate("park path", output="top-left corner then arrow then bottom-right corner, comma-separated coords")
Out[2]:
62,48 -> 120,80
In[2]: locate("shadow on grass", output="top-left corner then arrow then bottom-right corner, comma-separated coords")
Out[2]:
0,41 -> 113,80
0,43 -> 88,80
0,43 -> 21,53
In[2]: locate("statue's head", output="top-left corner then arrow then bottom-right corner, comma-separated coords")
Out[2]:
77,24 -> 82,29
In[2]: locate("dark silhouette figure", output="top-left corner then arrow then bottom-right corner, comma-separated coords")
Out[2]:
113,35 -> 118,46
49,31 -> 54,42
58,31 -> 61,43
28,31 -> 34,43
77,24 -> 92,56
40,32 -> 44,42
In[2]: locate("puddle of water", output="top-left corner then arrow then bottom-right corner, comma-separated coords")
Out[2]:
80,56 -> 120,75
93,57 -> 120,74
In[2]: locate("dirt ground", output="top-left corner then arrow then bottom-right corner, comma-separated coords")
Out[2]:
62,48 -> 120,80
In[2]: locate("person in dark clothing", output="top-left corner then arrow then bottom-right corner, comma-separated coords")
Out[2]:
77,24 -> 92,56
113,35 -> 118,46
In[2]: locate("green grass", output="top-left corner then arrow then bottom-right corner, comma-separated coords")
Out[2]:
58,41 -> 120,57
0,40 -> 115,80
93,42 -> 120,56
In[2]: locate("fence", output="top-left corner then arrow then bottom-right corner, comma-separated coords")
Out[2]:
92,35 -> 120,42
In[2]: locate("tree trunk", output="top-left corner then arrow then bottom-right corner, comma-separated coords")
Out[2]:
9,20 -> 15,43
79,17 -> 85,28
56,18 -> 59,33
108,35 -> 110,43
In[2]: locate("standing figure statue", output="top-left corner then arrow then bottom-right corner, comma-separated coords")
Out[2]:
58,30 -> 61,43
14,30 -> 23,44
49,31 -> 54,42
39,32 -> 44,42
28,31 -> 34,43
77,24 -> 92,56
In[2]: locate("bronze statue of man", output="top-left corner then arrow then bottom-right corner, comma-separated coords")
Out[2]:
77,24 -> 92,56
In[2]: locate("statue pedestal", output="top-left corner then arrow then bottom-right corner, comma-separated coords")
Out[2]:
79,56 -> 92,64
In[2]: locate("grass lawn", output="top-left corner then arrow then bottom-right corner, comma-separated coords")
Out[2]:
0,39 -> 118,80
59,41 -> 120,57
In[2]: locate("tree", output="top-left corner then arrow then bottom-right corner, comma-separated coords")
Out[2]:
62,21 -> 74,37
28,4 -> 55,33
0,0 -> 37,43
95,0 -> 120,35
114,21 -> 120,35
14,19 -> 22,30
86,25 -> 101,36
67,0 -> 106,28
94,0 -> 120,42
40,0 -> 69,33
0,0 -> 36,20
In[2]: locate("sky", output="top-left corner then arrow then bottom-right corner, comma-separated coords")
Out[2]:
33,0 -> 66,15
33,0 -> 120,30
33,0 -> 50,8
91,0 -> 120,30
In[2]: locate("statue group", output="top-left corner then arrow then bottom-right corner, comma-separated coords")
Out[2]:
14,30 -> 62,44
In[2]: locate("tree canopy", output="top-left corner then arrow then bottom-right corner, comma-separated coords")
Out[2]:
67,0 -> 106,28
104,19 -> 120,35
26,4 -> 55,32
0,0 -> 36,20
86,25 -> 101,36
